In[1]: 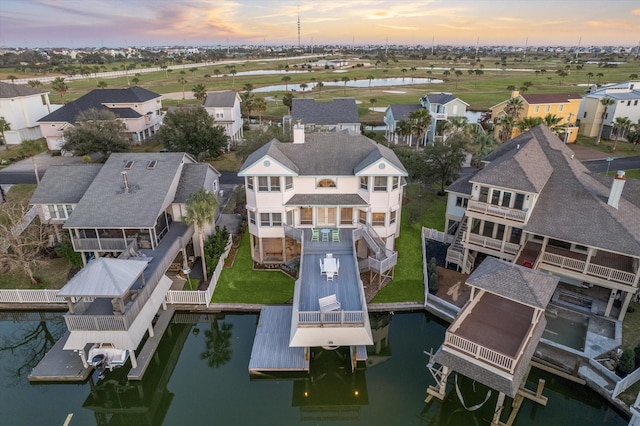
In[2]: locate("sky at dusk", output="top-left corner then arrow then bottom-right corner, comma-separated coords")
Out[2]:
1,0 -> 639,48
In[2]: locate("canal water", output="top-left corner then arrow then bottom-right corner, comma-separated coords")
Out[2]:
0,312 -> 626,425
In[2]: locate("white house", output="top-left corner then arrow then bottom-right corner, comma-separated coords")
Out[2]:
578,81 -> 640,139
37,86 -> 163,151
203,90 -> 243,144
0,82 -> 55,146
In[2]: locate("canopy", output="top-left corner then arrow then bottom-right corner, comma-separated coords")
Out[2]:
58,258 -> 147,298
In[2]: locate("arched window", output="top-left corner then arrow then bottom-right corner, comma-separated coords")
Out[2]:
316,178 -> 336,188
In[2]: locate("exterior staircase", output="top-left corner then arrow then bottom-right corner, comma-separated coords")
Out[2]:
445,216 -> 474,273
358,224 -> 397,274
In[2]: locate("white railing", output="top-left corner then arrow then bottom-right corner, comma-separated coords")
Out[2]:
422,227 -> 455,244
466,233 -> 519,255
541,252 -> 635,286
445,332 -> 516,373
0,289 -> 65,304
71,237 -> 135,252
612,365 -> 640,398
467,200 -> 527,222
297,310 -> 365,326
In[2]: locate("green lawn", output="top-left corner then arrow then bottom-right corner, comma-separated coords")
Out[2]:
0,257 -> 71,289
212,232 -> 295,303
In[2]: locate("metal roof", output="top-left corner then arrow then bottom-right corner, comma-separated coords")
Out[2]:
57,258 -> 147,297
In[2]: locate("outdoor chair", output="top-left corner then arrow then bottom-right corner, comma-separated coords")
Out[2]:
319,259 -> 326,275
331,229 -> 340,242
311,228 -> 320,241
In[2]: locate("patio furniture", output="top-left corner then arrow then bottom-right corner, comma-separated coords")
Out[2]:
320,228 -> 330,242
319,259 -> 326,275
311,228 -> 320,241
332,229 -> 340,242
319,294 -> 341,311
326,271 -> 335,281
323,257 -> 338,281
326,253 -> 333,258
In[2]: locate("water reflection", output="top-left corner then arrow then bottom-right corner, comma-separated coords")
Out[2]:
253,77 -> 443,93
199,316 -> 234,368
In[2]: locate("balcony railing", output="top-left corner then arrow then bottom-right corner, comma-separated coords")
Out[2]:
297,310 -> 365,327
541,252 -> 636,286
467,200 -> 527,222
71,237 -> 135,252
466,233 -> 520,255
444,332 -> 516,373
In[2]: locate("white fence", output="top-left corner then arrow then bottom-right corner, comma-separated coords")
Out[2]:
164,234 -> 233,307
612,365 -> 640,398
0,289 -> 65,304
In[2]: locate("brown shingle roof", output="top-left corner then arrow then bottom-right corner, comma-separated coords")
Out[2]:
521,93 -> 581,104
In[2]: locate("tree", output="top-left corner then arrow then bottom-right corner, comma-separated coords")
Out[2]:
505,97 -> 524,119
19,139 -> 46,184
229,68 -> 237,88
474,69 -> 484,85
178,76 -> 187,99
367,74 -> 374,90
51,77 -> 68,101
156,107 -> 228,158
299,82 -> 308,96
27,80 -> 42,88
341,76 -> 350,95
469,132 -> 499,167
7,75 -> 17,83
630,73 -> 639,81
516,116 -> 543,132
408,109 -> 432,152
586,72 -> 594,85
370,98 -> 377,110
454,70 -> 463,88
422,135 -> 467,194
0,201 -> 50,285
315,81 -> 324,92
97,81 -> 107,89
542,113 -> 563,133
506,85 -> 516,92
192,84 -> 207,104
238,126 -> 284,162
627,119 -> 640,151
498,114 -> 515,142
253,97 -> 267,124
442,116 -> 470,140
281,75 -> 291,91
131,77 -> 140,85
282,93 -> 293,113
183,188 -> 218,283
596,72 -> 604,84
556,70 -> 568,85
0,117 -> 10,150
612,116 -> 632,152
62,108 -> 129,158
596,96 -> 615,145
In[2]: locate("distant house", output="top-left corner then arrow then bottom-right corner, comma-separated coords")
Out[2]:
291,98 -> 361,133
203,90 -> 243,144
491,91 -> 581,142
384,92 -> 468,146
578,81 -> 640,139
38,86 -> 163,151
0,82 -> 55,146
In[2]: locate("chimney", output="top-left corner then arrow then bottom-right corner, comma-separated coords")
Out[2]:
293,122 -> 305,144
121,171 -> 129,193
607,170 -> 626,209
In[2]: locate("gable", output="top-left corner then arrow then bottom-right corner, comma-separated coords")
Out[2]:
356,158 -> 407,176
238,154 -> 298,176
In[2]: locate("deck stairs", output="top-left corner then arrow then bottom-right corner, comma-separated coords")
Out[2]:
445,216 -> 473,272
358,224 -> 398,275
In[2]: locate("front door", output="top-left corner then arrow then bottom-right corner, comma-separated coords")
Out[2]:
316,207 -> 336,227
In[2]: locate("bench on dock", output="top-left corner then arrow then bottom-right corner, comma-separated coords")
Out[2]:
319,294 -> 341,312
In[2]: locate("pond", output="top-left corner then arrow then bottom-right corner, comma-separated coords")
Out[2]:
253,77 -> 443,93
0,311 -> 627,425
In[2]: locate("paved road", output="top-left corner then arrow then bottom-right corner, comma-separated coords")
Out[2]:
582,155 -> 640,173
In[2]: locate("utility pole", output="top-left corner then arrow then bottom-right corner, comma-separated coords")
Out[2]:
576,37 -> 581,59
523,37 -> 528,60
564,113 -> 574,144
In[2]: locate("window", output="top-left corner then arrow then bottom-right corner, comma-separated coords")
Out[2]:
123,160 -> 134,170
558,104 -> 564,112
285,176 -> 293,190
545,105 -> 550,112
300,207 -> 313,225
360,176 -> 369,190
147,160 -> 157,169
257,176 -> 280,192
583,112 -> 587,118
635,100 -> 638,106
47,204 -> 73,220
392,176 -> 399,190
286,210 -> 294,225
359,210 -> 367,224
534,105 -> 539,113
628,101 -> 632,106
316,178 -> 336,188
455,197 -> 468,208
374,176 -> 388,192
482,221 -> 494,238
247,176 -> 254,190
389,210 -> 397,225
215,112 -> 223,118
509,227 -> 522,244
478,187 -> 489,203
340,208 -> 353,225
514,193 -> 525,210
496,224 -> 506,240
372,212 -> 386,226
260,212 -> 282,227
248,211 -> 256,224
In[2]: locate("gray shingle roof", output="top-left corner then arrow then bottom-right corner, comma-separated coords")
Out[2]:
284,193 -> 368,206
240,133 -> 407,177
471,131 -> 553,193
423,93 -> 456,105
467,257 -> 558,309
63,152 -> 189,229
445,169 -> 475,195
0,81 -> 48,98
30,164 -> 103,204
38,86 -> 160,123
292,98 -> 360,125
388,104 -> 421,121
203,91 -> 238,108
174,163 -> 220,203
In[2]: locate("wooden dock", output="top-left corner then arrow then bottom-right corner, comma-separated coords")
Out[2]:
128,306 -> 175,380
249,306 -> 309,374
28,331 -> 92,382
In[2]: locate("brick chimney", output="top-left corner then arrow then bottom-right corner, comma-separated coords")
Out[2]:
293,122 -> 305,144
607,170 -> 626,209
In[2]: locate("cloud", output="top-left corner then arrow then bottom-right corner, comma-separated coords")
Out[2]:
494,17 -> 523,22
379,25 -> 419,31
632,8 -> 640,15
587,19 -> 639,30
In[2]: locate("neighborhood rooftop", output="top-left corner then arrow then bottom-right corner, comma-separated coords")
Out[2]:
291,98 -> 360,125
203,90 -> 238,108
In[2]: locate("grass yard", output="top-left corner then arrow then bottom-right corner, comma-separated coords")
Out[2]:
0,257 -> 71,289
371,183 -> 447,303
212,231 -> 294,303
575,136 -> 640,158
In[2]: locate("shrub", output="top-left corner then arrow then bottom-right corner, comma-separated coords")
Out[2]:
634,345 -> 640,367
428,271 -> 439,294
429,257 -> 437,274
617,349 -> 636,376
54,240 -> 83,268
204,226 -> 230,277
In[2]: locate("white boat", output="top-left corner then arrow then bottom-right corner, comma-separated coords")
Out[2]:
88,343 -> 129,378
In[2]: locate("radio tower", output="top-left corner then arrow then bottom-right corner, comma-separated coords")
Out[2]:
297,3 -> 301,48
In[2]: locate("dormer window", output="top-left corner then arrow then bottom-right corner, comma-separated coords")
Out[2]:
123,160 -> 134,170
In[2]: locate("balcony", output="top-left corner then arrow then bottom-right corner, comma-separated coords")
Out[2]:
466,233 -> 520,256
71,237 -> 136,252
444,332 -> 516,373
467,200 -> 527,223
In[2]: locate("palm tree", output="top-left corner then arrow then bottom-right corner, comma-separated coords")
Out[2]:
97,81 -> 107,89
131,77 -> 140,85
315,81 -> 324,92
7,75 -> 17,83
183,189 -> 218,283
556,70 -> 568,85
0,117 -> 10,150
281,75 -> 291,91
627,119 -> 640,151
410,67 -> 417,80
229,68 -> 237,88
367,74 -> 374,90
596,96 -> 615,145
51,77 -> 68,101
395,119 -> 412,145
253,97 -> 267,124
178,77 -> 187,99
516,116 -> 543,132
200,319 -> 233,368
408,109 -> 432,152
454,70 -> 462,88
442,116 -> 470,139
299,82 -> 308,96
120,63 -> 130,86
370,98 -> 377,111
474,69 -> 484,85
341,76 -> 350,95
542,113 -> 563,133
401,68 -> 407,79
498,114 -> 515,142
192,84 -> 207,104
506,85 -> 516,92
27,80 -> 42,88
596,73 -> 604,84
586,72 -> 594,85
505,97 -> 524,120
612,116 -> 632,152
